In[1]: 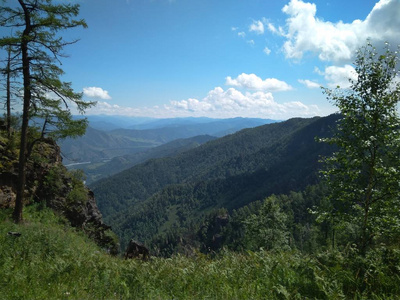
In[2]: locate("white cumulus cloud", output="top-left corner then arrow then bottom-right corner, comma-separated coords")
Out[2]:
226,73 -> 292,92
280,0 -> 400,63
83,87 -> 112,100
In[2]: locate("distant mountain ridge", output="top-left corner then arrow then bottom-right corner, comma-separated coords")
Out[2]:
61,116 -> 275,165
91,114 -> 339,250
81,115 -> 276,131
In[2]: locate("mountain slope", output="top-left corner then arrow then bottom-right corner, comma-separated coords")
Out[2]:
72,135 -> 217,184
91,114 -> 339,250
59,126 -> 158,165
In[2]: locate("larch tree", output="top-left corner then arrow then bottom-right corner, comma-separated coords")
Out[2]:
320,42 -> 400,255
0,0 -> 95,223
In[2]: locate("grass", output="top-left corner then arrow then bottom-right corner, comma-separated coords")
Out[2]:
1,205 -> 400,299
0,207 -> 124,299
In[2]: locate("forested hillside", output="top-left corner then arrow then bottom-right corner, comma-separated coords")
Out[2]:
92,114 -> 340,251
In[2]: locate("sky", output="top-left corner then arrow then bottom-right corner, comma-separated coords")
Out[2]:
3,0 -> 400,120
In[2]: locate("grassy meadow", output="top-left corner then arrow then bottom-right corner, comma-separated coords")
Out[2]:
1,205 -> 400,299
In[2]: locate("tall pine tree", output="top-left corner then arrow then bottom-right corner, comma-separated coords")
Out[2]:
0,0 -> 94,223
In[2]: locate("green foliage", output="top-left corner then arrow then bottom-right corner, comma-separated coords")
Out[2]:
42,164 -> 65,197
320,42 -> 400,254
37,109 -> 90,140
206,184 -> 329,254
0,122 -> 19,171
116,183 -> 329,257
243,195 -> 290,251
66,169 -> 87,205
1,206 -> 400,299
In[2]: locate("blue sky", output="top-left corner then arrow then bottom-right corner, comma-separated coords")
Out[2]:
4,0 -> 400,119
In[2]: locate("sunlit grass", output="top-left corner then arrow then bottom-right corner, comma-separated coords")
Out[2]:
1,205 -> 399,299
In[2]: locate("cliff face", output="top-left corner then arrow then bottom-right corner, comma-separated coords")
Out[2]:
0,136 -> 119,255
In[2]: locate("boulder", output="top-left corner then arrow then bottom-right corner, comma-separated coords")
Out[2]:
124,239 -> 150,260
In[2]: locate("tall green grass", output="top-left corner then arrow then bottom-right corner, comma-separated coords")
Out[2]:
0,206 -> 126,299
1,205 -> 399,299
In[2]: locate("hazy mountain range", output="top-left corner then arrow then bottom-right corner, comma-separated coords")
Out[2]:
61,116 -> 275,181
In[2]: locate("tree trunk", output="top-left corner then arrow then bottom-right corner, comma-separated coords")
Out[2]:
6,46 -> 12,138
13,0 -> 31,224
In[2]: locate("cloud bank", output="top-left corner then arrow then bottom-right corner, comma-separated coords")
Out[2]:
166,87 -> 317,118
86,85 -> 319,119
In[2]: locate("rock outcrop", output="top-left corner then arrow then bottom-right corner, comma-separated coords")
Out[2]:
124,239 -> 150,260
0,136 -> 119,255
